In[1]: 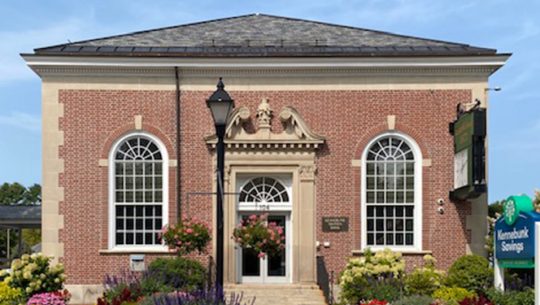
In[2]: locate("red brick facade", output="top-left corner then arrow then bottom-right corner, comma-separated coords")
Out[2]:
58,88 -> 472,284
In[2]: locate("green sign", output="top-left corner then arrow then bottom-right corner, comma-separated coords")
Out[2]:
454,111 -> 474,152
495,195 -> 537,269
450,108 -> 486,200
504,195 -> 534,226
498,259 -> 534,269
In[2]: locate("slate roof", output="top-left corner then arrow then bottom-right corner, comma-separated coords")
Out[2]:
0,205 -> 41,228
33,14 -> 497,57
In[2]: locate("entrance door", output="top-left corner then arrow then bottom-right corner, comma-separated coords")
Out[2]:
236,175 -> 292,284
239,213 -> 290,283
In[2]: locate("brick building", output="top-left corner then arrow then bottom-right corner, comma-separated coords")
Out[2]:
23,14 -> 509,303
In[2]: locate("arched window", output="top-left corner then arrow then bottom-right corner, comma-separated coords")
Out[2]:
362,133 -> 422,250
239,177 -> 289,203
109,133 -> 168,249
237,176 -> 291,212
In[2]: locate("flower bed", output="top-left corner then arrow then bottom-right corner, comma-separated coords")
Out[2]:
338,249 -> 533,305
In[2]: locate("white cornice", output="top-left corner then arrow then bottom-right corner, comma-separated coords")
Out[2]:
22,54 -> 509,78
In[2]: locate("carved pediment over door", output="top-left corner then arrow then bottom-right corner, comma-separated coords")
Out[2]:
205,99 -> 325,151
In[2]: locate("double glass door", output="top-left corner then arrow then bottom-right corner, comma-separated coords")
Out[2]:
239,213 -> 290,283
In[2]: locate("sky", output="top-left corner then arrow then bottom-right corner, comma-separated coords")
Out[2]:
0,0 -> 538,202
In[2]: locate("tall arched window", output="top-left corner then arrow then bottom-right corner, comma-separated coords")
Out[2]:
361,133 -> 422,250
109,133 -> 168,249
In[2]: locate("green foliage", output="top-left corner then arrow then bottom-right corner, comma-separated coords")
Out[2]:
22,229 -> 41,248
445,255 -> 492,293
147,257 -> 207,292
432,287 -> 476,305
360,278 -> 402,303
0,183 -> 41,205
0,281 -> 23,305
485,288 -> 535,305
3,253 -> 65,299
392,295 -> 434,305
488,201 -> 504,219
0,230 -> 19,260
339,248 -> 405,305
404,255 -> 445,296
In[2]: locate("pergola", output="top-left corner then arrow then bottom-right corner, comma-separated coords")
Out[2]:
0,205 -> 41,267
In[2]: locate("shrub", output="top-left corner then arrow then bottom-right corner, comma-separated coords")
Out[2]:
404,255 -> 445,296
359,300 -> 388,305
458,295 -> 493,305
339,248 -> 405,304
26,291 -> 70,305
97,286 -> 142,305
146,257 -> 207,292
392,295 -> 433,305
484,288 -> 535,305
432,287 -> 476,305
4,254 -> 65,299
98,270 -> 145,305
356,277 -> 402,303
161,217 -> 211,255
445,255 -> 492,294
0,281 -> 23,305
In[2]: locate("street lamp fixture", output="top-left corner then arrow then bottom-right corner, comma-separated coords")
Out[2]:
206,77 -> 235,289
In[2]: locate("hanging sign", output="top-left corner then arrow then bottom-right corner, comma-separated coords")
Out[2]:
495,195 -> 539,268
449,106 -> 487,200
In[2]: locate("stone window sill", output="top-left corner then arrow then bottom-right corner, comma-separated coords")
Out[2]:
99,248 -> 176,255
351,249 -> 432,256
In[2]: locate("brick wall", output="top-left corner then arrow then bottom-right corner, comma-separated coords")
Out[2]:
59,89 -> 471,284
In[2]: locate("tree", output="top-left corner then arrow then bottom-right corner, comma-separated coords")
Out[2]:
0,182 -> 41,205
0,183 -> 27,205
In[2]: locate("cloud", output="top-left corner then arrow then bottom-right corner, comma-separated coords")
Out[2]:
0,112 -> 41,132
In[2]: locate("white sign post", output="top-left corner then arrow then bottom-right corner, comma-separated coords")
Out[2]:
535,222 -> 540,305
494,255 -> 504,291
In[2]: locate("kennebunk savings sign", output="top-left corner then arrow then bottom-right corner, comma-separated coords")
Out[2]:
495,195 -> 540,268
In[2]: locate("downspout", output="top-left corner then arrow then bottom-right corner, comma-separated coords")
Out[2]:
175,67 -> 182,219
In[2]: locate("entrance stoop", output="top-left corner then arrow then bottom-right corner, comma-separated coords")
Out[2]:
224,284 -> 327,305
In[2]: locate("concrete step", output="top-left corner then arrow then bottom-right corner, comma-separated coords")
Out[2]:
224,284 -> 327,305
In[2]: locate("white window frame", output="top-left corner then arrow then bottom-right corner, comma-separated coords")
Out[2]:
108,131 -> 169,251
236,175 -> 292,212
361,131 -> 423,252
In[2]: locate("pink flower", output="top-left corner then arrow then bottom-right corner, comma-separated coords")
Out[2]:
249,214 -> 257,221
258,252 -> 266,258
186,228 -> 193,234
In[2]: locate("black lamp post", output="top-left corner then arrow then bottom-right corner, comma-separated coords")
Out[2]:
206,78 -> 235,288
